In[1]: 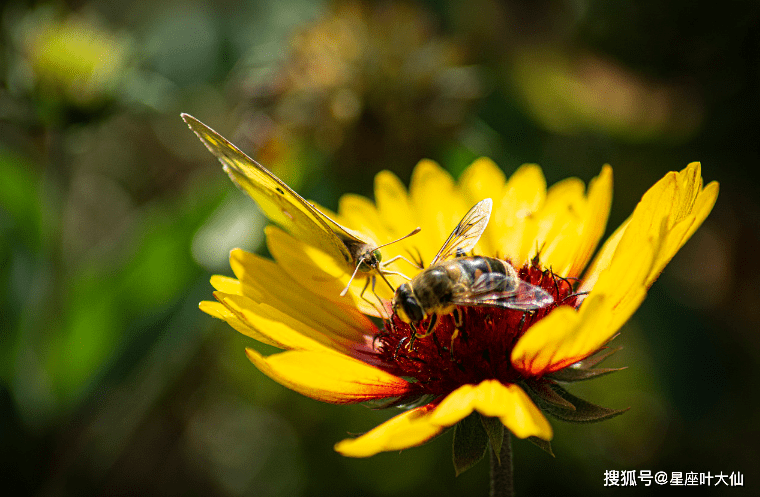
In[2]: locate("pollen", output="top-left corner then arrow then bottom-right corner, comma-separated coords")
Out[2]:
375,260 -> 580,396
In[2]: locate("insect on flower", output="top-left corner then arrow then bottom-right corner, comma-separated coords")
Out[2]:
392,198 -> 554,343
199,154 -> 718,480
182,114 -> 419,299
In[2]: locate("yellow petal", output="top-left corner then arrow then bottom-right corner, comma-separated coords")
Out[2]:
493,164 -> 547,264
264,226 -> 387,314
229,247 -> 376,341
507,166 -> 612,277
209,274 -> 242,295
430,380 -> 553,440
199,300 -> 280,347
374,169 -> 418,241
309,198 -> 397,273
458,158 -> 507,256
458,157 -> 507,205
527,176 -> 586,271
335,380 -> 553,457
512,295 -> 616,376
337,194 -> 387,244
565,165 -> 613,277
578,217 -> 629,294
217,293 -> 345,352
646,179 -> 719,287
336,194 -> 421,288
334,404 -> 443,457
672,162 -> 703,220
409,159 -> 468,262
581,163 -> 717,294
514,228 -> 654,373
501,164 -> 548,222
588,231 -> 657,319
246,348 -> 411,405
265,224 -> 347,281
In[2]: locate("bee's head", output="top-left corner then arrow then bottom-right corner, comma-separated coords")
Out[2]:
392,283 -> 423,324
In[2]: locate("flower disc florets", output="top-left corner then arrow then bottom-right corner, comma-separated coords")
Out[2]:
377,260 -> 579,396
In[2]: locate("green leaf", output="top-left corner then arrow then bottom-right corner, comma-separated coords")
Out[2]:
452,412 -> 489,476
526,436 -> 555,457
547,347 -> 626,383
524,379 -> 576,410
546,365 -> 625,382
0,151 -> 44,248
480,415 -> 504,463
42,176 -> 226,404
537,383 -> 630,424
574,346 -> 623,369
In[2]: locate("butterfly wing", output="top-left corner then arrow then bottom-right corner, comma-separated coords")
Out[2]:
430,198 -> 493,266
182,114 -> 370,270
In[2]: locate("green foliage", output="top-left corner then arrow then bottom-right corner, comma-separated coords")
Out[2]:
532,382 -> 630,424
452,412 -> 490,476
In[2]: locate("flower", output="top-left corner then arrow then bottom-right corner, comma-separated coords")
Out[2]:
17,8 -> 130,107
201,158 -> 717,463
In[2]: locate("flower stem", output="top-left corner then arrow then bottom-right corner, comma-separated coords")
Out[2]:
489,430 -> 513,497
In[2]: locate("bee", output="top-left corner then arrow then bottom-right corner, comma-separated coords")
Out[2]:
392,198 -> 554,340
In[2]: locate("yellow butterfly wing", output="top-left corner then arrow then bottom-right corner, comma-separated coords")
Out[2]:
182,114 -> 374,271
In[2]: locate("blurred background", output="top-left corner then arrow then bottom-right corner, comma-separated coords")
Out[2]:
1,0 -> 758,495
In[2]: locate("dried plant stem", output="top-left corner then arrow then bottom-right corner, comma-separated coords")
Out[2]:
489,430 -> 513,497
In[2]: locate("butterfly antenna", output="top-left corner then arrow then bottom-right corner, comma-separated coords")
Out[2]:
375,227 -> 421,250
341,228 -> 421,297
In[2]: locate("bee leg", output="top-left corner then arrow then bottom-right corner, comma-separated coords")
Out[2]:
405,322 -> 421,351
394,323 -> 418,358
431,333 -> 449,360
393,336 -> 407,359
449,329 -> 459,360
372,330 -> 388,352
403,246 -> 423,267
449,308 -> 464,359
453,308 -> 463,327
415,314 -> 438,339
455,309 -> 468,342
562,290 -> 589,309
517,312 -> 527,336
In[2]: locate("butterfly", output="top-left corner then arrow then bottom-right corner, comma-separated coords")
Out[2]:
182,114 -> 418,297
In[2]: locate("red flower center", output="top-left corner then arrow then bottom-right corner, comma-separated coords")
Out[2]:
375,262 -> 581,396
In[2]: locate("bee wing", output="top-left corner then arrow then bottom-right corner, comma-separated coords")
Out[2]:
430,198 -> 492,266
182,114 -> 366,269
452,272 -> 554,311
